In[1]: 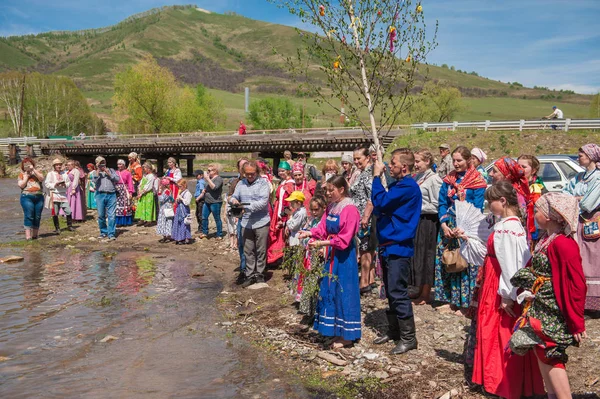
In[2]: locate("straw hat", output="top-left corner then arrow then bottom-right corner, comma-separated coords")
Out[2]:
52,158 -> 63,166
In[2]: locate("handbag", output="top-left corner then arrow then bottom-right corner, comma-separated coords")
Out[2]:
184,215 -> 192,225
163,207 -> 175,219
581,214 -> 600,240
441,243 -> 468,273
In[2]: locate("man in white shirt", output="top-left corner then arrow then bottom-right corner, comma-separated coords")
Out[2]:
544,106 -> 564,130
544,106 -> 564,119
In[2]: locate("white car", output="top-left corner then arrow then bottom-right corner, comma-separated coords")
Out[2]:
485,155 -> 583,192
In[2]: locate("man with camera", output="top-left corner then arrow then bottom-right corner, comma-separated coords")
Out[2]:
93,156 -> 121,240
229,161 -> 271,287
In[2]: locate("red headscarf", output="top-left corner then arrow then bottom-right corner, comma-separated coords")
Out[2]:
493,158 -> 530,200
257,160 -> 273,183
493,157 -> 533,235
443,167 -> 487,201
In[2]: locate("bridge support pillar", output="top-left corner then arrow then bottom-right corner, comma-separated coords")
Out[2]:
8,144 -> 17,165
157,158 -> 165,177
186,158 -> 194,177
26,144 -> 34,158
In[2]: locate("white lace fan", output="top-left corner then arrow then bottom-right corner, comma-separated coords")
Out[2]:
455,200 -> 494,266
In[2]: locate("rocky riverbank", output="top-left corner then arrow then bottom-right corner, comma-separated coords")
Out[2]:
2,215 -> 600,398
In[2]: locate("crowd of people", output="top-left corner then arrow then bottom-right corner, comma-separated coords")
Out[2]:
16,141 -> 600,399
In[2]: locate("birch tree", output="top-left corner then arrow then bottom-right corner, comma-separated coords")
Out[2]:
272,0 -> 437,156
0,71 -> 25,137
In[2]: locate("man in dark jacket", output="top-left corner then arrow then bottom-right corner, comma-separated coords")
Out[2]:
371,148 -> 422,354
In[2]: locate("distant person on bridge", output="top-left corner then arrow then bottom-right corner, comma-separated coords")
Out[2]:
238,121 -> 247,136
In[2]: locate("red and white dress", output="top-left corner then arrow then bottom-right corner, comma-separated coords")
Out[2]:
472,217 -> 545,399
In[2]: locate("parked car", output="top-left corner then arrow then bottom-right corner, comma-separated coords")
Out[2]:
485,155 -> 583,192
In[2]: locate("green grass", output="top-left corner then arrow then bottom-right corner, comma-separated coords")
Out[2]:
457,97 -> 590,121
0,41 -> 36,69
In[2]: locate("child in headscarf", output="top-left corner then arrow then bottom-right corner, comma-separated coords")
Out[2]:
509,192 -> 587,399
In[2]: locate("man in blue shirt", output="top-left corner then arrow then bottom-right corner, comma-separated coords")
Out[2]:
371,148 -> 422,354
194,170 -> 205,233
229,161 -> 271,287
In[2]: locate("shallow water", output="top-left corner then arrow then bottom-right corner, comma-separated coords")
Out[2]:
0,179 -> 27,243
0,249 -> 306,398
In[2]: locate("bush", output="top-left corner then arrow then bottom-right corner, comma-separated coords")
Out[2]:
248,97 -> 312,130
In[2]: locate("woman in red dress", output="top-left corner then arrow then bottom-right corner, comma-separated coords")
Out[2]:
267,161 -> 295,265
291,162 -> 316,209
471,181 -> 544,399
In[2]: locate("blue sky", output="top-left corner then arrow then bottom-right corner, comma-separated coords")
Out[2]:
1,0 -> 599,94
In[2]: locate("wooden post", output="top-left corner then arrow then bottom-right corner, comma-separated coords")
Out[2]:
157,158 -> 164,177
187,158 -> 194,177
27,144 -> 34,157
8,144 -> 17,165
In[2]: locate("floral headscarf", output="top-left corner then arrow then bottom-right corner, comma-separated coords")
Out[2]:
443,167 -> 487,200
292,162 -> 305,174
581,143 -> 600,166
535,192 -> 579,236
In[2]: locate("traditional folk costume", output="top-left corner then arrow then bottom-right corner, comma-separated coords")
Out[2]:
292,163 -> 316,209
434,167 -> 487,308
135,173 -> 157,222
67,167 -> 87,221
44,164 -> 74,232
563,143 -> 600,310
156,186 -> 174,238
165,167 -> 182,212
493,158 -> 533,242
411,169 -> 443,292
310,197 -> 361,341
471,217 -> 544,399
128,154 -> 143,195
349,164 -> 374,252
509,193 -> 586,370
86,165 -> 97,210
115,169 -> 134,226
171,188 -> 192,243
267,162 -> 294,265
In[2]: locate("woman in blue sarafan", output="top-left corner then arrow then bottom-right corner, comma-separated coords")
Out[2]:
299,176 -> 361,349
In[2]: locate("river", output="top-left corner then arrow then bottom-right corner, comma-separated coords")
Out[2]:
0,179 -> 307,398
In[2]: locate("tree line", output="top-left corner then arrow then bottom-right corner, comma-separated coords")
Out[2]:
0,71 -> 105,137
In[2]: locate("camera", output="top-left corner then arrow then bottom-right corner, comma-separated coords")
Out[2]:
228,202 -> 249,218
280,206 -> 291,218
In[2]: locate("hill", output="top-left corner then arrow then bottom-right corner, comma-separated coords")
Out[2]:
0,5 -> 594,130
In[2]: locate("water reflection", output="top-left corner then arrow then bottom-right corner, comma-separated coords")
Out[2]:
0,248 -> 307,398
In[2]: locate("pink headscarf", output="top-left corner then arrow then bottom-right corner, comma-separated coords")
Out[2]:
581,143 -> 600,166
535,192 -> 579,236
471,148 -> 487,163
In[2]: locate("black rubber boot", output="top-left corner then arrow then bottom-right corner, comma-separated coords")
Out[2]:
66,215 -> 75,231
374,310 -> 400,345
53,216 -> 61,234
390,316 -> 418,355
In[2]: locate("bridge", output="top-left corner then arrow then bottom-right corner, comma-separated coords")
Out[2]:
1,127 -> 404,175
3,118 -> 599,175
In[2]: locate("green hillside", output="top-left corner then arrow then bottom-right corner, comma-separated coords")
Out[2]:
0,5 -> 593,130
